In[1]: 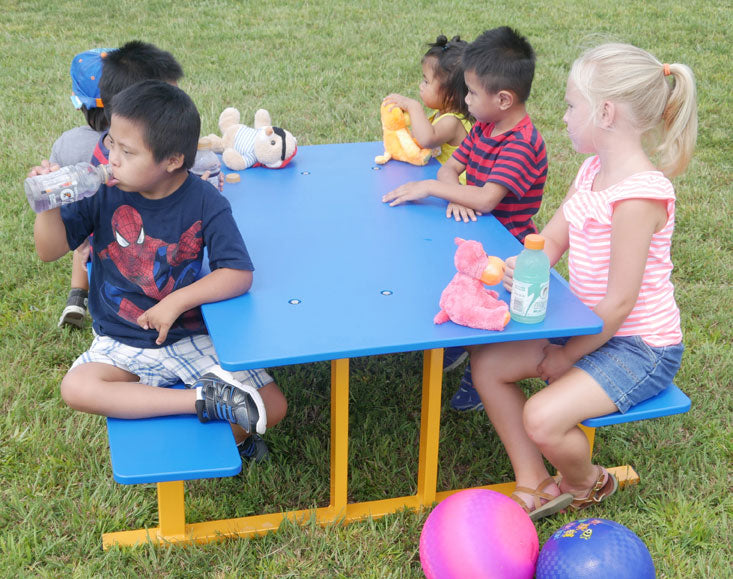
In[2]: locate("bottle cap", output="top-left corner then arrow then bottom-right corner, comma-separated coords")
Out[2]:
198,137 -> 213,150
524,234 -> 544,250
225,173 -> 240,183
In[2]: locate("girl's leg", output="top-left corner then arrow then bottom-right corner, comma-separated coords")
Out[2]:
60,362 -> 196,418
523,367 -> 617,494
469,339 -> 561,504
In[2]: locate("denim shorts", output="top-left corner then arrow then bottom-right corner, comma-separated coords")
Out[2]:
71,333 -> 273,389
548,335 -> 684,413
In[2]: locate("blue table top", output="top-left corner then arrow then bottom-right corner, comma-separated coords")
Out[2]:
202,142 -> 602,371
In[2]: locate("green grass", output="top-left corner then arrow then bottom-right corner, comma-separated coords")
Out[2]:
1,1 -> 731,576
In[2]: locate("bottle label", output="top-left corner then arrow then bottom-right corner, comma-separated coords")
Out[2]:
41,172 -> 81,203
510,279 -> 549,319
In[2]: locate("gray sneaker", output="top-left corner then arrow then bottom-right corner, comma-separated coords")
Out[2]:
194,367 -> 267,435
58,288 -> 88,328
238,434 -> 271,463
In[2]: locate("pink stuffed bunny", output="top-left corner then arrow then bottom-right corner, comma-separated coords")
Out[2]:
434,238 -> 511,331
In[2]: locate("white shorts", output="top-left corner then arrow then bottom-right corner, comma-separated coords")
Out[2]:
70,333 -> 273,389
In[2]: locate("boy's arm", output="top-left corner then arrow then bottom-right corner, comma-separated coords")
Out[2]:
137,267 -> 253,345
382,157 -> 508,214
34,208 -> 71,261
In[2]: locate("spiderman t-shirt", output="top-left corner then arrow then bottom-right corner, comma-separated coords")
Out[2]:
61,174 -> 253,348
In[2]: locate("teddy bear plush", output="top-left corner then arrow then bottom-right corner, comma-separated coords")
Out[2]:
374,102 -> 432,166
202,107 -> 297,171
434,238 -> 511,331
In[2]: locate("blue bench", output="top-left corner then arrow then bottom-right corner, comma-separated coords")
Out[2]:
101,380 -> 689,548
102,383 -> 242,548
579,384 -> 691,487
583,382 -> 690,427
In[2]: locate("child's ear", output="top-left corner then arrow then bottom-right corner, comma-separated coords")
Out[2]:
165,153 -> 185,173
497,90 -> 515,111
599,101 -> 615,129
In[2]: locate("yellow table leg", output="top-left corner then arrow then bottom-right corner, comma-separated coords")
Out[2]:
579,423 -> 596,458
157,480 -> 186,540
416,348 -> 444,507
329,358 -> 349,517
102,479 -> 186,548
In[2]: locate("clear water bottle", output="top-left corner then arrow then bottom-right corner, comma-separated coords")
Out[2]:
510,234 -> 550,324
191,137 -> 221,188
24,162 -> 113,213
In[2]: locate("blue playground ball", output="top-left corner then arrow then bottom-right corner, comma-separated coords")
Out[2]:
536,518 -> 655,578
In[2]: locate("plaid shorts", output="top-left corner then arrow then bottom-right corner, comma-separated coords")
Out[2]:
70,333 -> 273,389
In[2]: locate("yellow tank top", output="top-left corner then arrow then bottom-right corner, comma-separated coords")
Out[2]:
428,111 -> 473,184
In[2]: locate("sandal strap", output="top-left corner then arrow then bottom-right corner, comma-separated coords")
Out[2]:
510,492 -> 532,514
569,466 -> 617,511
513,477 -> 562,511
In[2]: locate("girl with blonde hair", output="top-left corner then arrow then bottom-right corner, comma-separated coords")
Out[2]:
467,42 -> 697,520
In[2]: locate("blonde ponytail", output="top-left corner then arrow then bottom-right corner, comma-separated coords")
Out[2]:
655,63 -> 697,177
570,43 -> 698,178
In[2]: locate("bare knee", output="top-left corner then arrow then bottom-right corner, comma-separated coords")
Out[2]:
60,373 -> 91,411
523,394 -> 564,448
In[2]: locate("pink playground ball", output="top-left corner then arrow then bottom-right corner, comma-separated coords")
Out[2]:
419,489 -> 539,579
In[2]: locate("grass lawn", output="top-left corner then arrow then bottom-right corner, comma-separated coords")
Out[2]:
1,1 -> 730,577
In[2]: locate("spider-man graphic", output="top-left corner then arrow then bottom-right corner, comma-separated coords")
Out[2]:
97,205 -> 203,324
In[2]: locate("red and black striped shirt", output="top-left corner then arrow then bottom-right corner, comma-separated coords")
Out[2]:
452,115 -> 547,242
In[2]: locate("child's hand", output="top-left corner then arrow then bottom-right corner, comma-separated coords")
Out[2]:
383,93 -> 419,112
137,301 -> 181,345
537,343 -> 573,383
446,202 -> 482,223
28,160 -> 60,178
200,170 -> 225,192
76,238 -> 92,270
382,180 -> 431,206
502,255 -> 517,292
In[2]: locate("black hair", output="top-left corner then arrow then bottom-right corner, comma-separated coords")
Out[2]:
99,41 -> 183,118
81,105 -> 109,132
462,27 -> 536,103
422,35 -> 470,117
109,80 -> 200,170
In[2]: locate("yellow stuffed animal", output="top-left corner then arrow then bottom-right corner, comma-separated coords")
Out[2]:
374,102 -> 432,166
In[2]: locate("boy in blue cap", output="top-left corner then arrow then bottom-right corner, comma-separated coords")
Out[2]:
50,49 -> 113,175
45,48 -> 113,328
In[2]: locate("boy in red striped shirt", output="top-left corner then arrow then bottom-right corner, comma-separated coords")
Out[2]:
383,27 -> 547,411
383,26 -> 547,243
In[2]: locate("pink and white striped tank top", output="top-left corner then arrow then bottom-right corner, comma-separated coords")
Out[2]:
563,156 -> 682,346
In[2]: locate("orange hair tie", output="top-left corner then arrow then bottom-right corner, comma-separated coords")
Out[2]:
663,63 -> 671,77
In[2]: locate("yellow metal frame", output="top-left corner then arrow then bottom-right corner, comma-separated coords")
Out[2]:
102,349 -> 640,548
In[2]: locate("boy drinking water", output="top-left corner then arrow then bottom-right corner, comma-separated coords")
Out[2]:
33,80 -> 287,458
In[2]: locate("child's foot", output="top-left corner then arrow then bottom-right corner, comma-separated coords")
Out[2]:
561,466 -> 618,511
449,366 -> 483,411
443,346 -> 468,372
238,434 -> 271,463
58,288 -> 88,328
194,367 -> 267,435
511,477 -> 574,522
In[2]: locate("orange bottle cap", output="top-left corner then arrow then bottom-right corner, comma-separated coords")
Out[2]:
524,234 -> 544,250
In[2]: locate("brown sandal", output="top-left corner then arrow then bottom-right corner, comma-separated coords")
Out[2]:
567,466 -> 618,511
511,477 -> 575,522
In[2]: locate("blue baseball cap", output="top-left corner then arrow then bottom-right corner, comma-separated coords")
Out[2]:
70,47 -> 113,109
